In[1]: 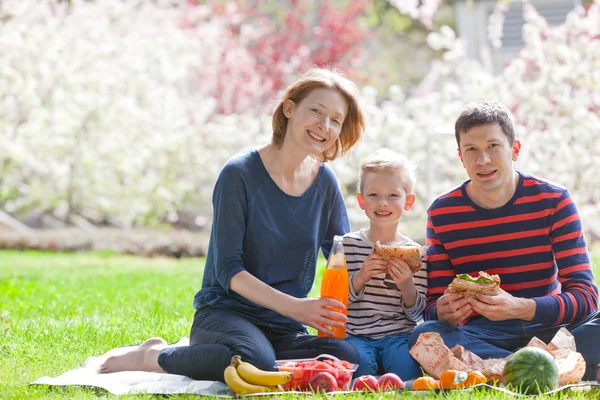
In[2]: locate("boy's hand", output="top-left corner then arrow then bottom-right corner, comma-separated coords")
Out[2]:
387,258 -> 418,307
353,254 -> 387,290
387,258 -> 414,289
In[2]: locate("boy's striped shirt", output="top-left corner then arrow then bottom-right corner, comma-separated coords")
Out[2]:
344,230 -> 427,339
425,172 -> 598,325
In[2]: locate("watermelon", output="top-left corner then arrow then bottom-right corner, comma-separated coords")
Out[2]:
502,347 -> 559,394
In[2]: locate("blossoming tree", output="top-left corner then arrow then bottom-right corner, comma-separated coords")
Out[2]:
0,0 -> 598,241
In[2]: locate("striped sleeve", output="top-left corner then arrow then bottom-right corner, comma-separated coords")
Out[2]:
343,235 -> 371,302
533,189 -> 599,325
424,212 -> 454,320
402,259 -> 427,322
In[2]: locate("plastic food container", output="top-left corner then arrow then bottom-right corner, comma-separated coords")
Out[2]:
274,354 -> 358,392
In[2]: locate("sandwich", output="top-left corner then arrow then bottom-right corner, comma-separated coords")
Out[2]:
448,271 -> 501,296
372,241 -> 424,273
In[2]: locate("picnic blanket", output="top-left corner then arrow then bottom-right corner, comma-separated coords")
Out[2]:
31,337 -> 231,396
31,338 -> 599,397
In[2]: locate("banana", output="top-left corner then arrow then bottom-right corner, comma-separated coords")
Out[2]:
224,364 -> 274,395
233,355 -> 292,386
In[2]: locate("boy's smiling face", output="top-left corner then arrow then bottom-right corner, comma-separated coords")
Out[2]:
358,171 -> 415,228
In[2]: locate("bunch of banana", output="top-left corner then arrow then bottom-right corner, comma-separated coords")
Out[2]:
224,355 -> 291,395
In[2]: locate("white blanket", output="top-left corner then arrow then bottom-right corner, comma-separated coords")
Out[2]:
31,338 -> 232,396
30,338 -> 599,397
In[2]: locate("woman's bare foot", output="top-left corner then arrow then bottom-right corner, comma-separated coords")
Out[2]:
97,337 -> 168,374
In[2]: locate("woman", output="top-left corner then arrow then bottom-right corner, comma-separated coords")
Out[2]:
98,68 -> 366,381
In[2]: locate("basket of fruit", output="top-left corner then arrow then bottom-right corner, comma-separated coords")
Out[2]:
274,354 -> 358,392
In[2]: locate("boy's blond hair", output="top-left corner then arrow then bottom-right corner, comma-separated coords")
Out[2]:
358,149 -> 417,195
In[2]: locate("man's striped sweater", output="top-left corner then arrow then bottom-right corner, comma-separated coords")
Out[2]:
425,172 -> 598,326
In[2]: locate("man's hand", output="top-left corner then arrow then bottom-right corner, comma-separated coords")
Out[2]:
467,289 -> 536,321
286,297 -> 347,336
353,254 -> 387,292
436,289 -> 473,325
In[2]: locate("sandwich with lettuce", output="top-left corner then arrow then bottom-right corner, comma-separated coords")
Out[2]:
449,271 -> 501,296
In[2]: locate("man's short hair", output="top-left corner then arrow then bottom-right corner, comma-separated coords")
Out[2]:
358,149 -> 416,194
455,101 -> 516,147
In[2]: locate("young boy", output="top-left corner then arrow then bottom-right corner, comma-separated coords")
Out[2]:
344,148 -> 426,380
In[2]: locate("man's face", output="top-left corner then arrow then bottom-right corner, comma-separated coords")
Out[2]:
458,124 -> 521,194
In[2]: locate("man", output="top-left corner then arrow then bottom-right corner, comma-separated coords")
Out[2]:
409,101 -> 600,381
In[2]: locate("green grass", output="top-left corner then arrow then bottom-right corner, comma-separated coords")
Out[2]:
1,249 -> 599,399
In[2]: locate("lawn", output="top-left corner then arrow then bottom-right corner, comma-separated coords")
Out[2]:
1,249 -> 599,399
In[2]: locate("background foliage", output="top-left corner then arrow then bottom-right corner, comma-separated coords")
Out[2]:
0,0 -> 598,242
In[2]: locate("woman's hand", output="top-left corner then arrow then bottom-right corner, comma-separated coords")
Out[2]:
286,297 -> 347,336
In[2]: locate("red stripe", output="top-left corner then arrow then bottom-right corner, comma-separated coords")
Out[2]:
565,292 -> 578,323
569,282 -> 599,296
444,228 -> 549,250
442,189 -> 462,198
453,245 -> 551,265
501,272 -> 557,291
428,287 -> 446,295
523,179 -> 544,186
435,209 -> 553,233
552,230 -> 583,244
429,206 -> 476,217
577,289 -> 590,316
569,287 -> 591,316
427,238 -> 441,246
428,270 -> 455,279
428,253 -> 450,262
548,286 -> 560,296
568,283 -> 599,310
555,196 -> 573,212
514,192 -> 562,205
551,214 -> 578,231
427,219 -> 434,228
555,247 -> 587,260
554,295 -> 566,325
486,261 -> 554,275
560,263 -> 592,275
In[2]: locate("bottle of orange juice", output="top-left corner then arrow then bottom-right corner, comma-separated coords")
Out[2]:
318,235 -> 349,339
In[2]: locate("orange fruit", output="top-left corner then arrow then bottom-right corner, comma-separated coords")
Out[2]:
412,376 -> 439,390
460,371 -> 487,387
439,369 -> 468,389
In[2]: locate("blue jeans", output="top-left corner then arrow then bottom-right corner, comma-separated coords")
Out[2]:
408,309 -> 600,381
157,307 -> 360,382
346,334 -> 422,380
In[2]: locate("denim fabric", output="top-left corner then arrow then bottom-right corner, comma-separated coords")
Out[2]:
408,309 -> 600,381
157,307 -> 360,382
345,334 -> 422,380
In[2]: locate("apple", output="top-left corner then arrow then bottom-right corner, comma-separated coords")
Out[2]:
309,371 -> 339,392
352,375 -> 378,391
377,373 -> 405,390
